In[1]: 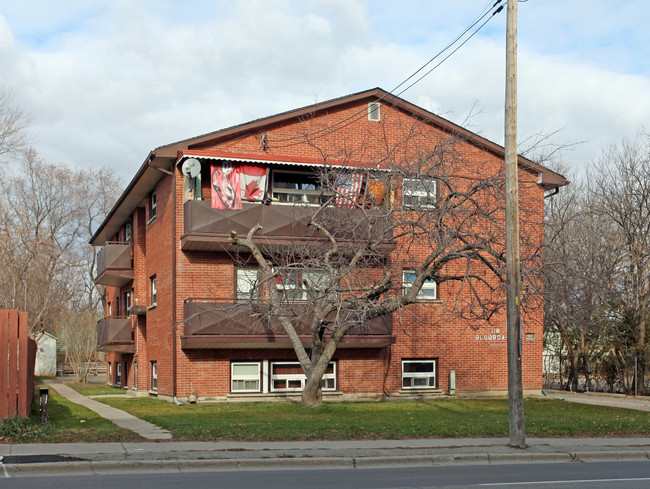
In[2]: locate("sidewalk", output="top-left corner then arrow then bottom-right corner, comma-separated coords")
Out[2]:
1,437 -> 649,477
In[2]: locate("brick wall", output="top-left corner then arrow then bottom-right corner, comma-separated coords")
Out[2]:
101,97 -> 547,398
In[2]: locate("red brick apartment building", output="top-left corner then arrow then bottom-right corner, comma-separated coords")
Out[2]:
91,88 -> 567,402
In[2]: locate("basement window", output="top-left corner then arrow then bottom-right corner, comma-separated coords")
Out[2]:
231,362 -> 261,392
402,359 -> 437,389
270,361 -> 336,392
151,362 -> 158,391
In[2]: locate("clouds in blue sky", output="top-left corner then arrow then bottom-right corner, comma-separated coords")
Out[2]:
0,0 -> 648,179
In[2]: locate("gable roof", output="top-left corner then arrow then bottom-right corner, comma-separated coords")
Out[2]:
90,87 -> 568,245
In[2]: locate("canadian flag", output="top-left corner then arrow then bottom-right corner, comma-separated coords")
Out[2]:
240,165 -> 268,202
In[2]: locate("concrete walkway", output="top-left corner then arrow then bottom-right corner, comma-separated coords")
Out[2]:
45,381 -> 172,441
546,389 -> 650,412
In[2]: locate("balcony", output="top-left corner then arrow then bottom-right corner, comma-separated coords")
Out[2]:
181,200 -> 395,253
95,242 -> 133,287
96,316 -> 135,353
181,298 -> 395,349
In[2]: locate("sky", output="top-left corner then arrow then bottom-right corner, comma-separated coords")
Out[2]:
1,0 -> 648,182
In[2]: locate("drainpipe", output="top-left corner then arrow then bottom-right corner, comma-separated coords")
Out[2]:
171,159 -> 180,405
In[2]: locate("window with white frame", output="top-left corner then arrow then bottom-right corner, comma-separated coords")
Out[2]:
368,102 -> 381,121
276,268 -> 328,302
402,359 -> 437,389
236,267 -> 259,302
231,362 -> 261,392
116,362 -> 122,386
149,191 -> 157,221
270,361 -> 336,392
402,178 -> 436,208
125,290 -> 132,314
271,170 -> 327,204
402,270 -> 437,300
133,362 -> 138,389
151,361 -> 158,391
150,275 -> 157,306
125,221 -> 132,242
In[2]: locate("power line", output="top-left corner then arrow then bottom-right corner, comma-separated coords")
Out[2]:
270,0 -> 504,150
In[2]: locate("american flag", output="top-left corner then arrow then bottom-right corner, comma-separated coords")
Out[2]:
335,173 -> 363,208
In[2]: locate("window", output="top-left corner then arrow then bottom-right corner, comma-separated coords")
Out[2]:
133,362 -> 138,389
151,362 -> 158,391
236,267 -> 259,302
270,361 -> 336,392
125,291 -> 132,314
276,268 -> 328,302
231,362 -> 261,392
403,178 -> 436,208
149,191 -> 157,221
368,102 -> 381,121
125,221 -> 132,243
402,270 -> 437,300
150,275 -> 157,307
116,363 -> 122,386
402,359 -> 437,389
271,170 -> 327,204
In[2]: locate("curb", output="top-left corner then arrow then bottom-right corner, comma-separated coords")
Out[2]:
3,451 -> 649,477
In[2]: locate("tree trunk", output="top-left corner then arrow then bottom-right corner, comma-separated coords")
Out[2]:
301,378 -> 323,407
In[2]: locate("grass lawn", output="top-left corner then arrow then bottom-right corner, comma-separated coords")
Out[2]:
0,380 -> 141,444
96,396 -> 650,441
65,382 -> 128,397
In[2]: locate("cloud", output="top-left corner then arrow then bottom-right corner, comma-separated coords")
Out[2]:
0,0 -> 648,180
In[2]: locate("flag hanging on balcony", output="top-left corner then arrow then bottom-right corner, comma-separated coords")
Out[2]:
211,162 -> 241,209
335,173 -> 363,208
240,165 -> 268,202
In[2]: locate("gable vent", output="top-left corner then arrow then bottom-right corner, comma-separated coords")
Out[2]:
368,102 -> 381,121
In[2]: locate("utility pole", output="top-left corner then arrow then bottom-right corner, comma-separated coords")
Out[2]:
504,0 -> 526,448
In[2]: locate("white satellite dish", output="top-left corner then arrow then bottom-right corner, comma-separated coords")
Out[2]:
181,158 -> 201,178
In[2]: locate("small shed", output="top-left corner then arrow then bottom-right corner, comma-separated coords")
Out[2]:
34,332 -> 57,376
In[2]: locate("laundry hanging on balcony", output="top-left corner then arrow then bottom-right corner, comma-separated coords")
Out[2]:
335,172 -> 364,208
211,163 -> 269,209
211,162 -> 241,209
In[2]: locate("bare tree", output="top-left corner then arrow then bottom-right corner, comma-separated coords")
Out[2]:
0,150 -> 122,332
543,169 -> 617,386
591,136 -> 650,394
543,136 -> 650,394
0,150 -> 86,333
57,310 -> 98,383
0,86 -> 30,163
226,134 -> 542,406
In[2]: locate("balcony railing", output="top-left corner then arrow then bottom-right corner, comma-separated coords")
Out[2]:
181,200 -> 395,253
95,242 -> 134,287
96,316 -> 135,353
181,298 -> 395,349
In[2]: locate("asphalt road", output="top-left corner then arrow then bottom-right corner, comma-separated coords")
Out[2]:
4,461 -> 650,488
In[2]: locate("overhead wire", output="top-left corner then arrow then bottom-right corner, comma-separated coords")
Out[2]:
269,0 -> 505,150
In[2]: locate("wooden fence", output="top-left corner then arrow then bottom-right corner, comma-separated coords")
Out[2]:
0,310 -> 36,418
